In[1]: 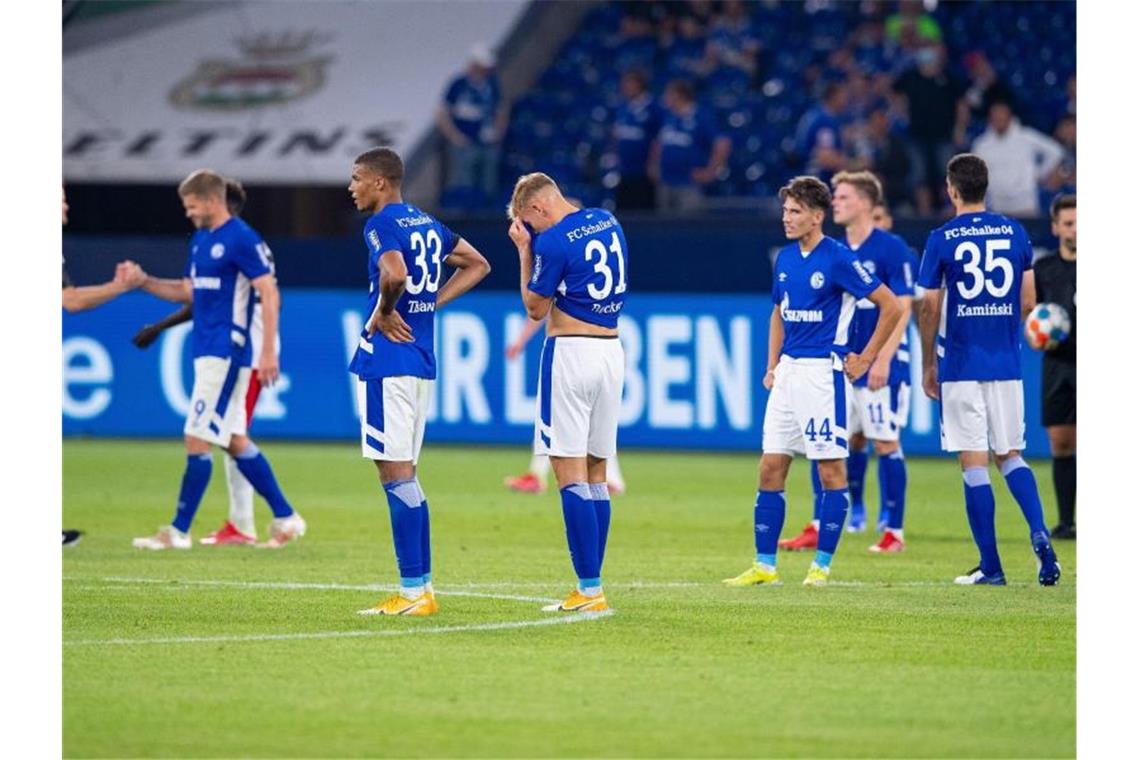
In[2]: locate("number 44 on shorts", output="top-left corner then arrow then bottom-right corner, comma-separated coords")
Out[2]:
804,417 -> 833,442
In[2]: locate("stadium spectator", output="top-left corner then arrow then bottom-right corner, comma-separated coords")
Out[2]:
792,81 -> 849,185
649,79 -> 731,212
971,101 -> 1065,217
1033,194 -> 1077,539
662,6 -> 713,81
884,0 -> 942,48
706,0 -> 762,86
855,102 -> 912,211
612,69 -> 661,211
962,50 -> 1016,123
436,44 -> 510,207
1044,114 -> 1077,193
892,43 -> 967,214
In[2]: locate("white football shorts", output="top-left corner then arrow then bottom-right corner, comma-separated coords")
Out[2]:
762,355 -> 849,460
848,382 -> 908,442
184,356 -> 252,446
357,376 -> 433,463
939,379 -> 1026,454
535,336 -> 624,459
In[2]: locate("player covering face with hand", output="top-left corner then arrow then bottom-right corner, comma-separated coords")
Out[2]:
507,172 -> 628,614
724,176 -> 903,587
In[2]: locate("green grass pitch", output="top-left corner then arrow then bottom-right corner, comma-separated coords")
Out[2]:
63,440 -> 1075,758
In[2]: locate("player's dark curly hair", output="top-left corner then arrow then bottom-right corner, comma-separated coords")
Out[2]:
778,176 -> 831,212
946,153 -> 988,204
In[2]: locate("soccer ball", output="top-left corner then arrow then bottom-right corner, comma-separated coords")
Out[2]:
1024,303 -> 1071,351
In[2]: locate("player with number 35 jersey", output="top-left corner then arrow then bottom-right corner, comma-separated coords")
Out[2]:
917,153 -> 1060,587
508,172 -> 627,615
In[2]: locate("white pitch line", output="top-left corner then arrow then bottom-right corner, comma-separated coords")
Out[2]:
64,610 -> 613,647
84,576 -> 558,604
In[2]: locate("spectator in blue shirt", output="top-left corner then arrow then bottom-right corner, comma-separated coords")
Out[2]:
612,69 -> 661,211
436,44 -> 510,205
793,81 -> 849,185
648,79 -> 731,212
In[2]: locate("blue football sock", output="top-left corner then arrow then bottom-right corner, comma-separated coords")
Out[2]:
814,550 -> 834,570
848,448 -> 868,513
560,483 -> 600,586
963,467 -> 1003,576
753,490 -> 786,562
817,489 -> 849,555
1000,457 -> 1048,536
884,451 -> 908,531
172,453 -> 213,533
416,479 -> 431,584
383,479 -> 425,583
876,455 -> 890,527
233,443 -> 293,518
589,483 -> 611,569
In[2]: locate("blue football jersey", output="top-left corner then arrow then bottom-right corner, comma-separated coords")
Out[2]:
183,217 -> 273,365
657,106 -> 722,187
348,203 -> 458,380
918,211 -> 1033,382
529,208 -> 629,328
847,228 -> 915,387
772,236 -> 881,359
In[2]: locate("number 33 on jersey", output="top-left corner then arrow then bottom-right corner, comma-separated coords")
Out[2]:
528,208 -> 628,328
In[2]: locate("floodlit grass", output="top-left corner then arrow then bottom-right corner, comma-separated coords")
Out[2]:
64,440 -> 1074,758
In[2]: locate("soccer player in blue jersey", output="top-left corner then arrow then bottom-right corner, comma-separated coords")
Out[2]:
130,170 -> 306,550
783,173 -> 916,553
507,172 -> 627,613
348,148 -> 491,616
724,176 -> 903,587
917,153 -> 1061,586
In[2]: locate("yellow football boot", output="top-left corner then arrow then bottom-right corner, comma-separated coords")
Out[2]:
802,564 -> 831,586
357,593 -> 436,616
542,590 -> 609,612
722,562 -> 781,586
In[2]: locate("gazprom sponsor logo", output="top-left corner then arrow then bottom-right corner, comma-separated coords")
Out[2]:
781,307 -> 824,322
192,276 -> 222,290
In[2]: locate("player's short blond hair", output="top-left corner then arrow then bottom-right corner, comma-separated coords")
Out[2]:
178,169 -> 227,200
831,170 -> 883,206
507,172 -> 558,220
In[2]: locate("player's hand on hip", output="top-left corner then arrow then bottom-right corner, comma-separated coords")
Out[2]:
508,219 -> 532,251
867,357 -> 890,391
844,352 -> 871,382
922,366 -> 940,401
373,311 -> 414,343
258,352 -> 280,386
763,368 -> 776,391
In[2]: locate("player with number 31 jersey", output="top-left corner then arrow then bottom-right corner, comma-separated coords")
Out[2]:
508,172 -> 627,615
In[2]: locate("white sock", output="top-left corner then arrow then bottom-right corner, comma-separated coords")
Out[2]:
811,519 -> 820,529
400,585 -> 425,600
578,584 -> 603,597
889,528 -> 904,540
223,455 -> 256,536
529,454 -> 550,478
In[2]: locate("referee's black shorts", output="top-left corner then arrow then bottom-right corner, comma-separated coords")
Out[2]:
1041,357 -> 1076,427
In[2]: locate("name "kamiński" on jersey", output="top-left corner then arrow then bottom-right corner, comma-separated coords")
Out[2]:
956,302 -> 1013,317
566,217 -> 615,241
782,308 -> 824,322
944,224 -> 1015,240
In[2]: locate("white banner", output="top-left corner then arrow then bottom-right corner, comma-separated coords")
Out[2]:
63,0 -> 526,184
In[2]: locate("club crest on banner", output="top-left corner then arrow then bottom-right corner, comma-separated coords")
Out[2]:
169,31 -> 333,111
